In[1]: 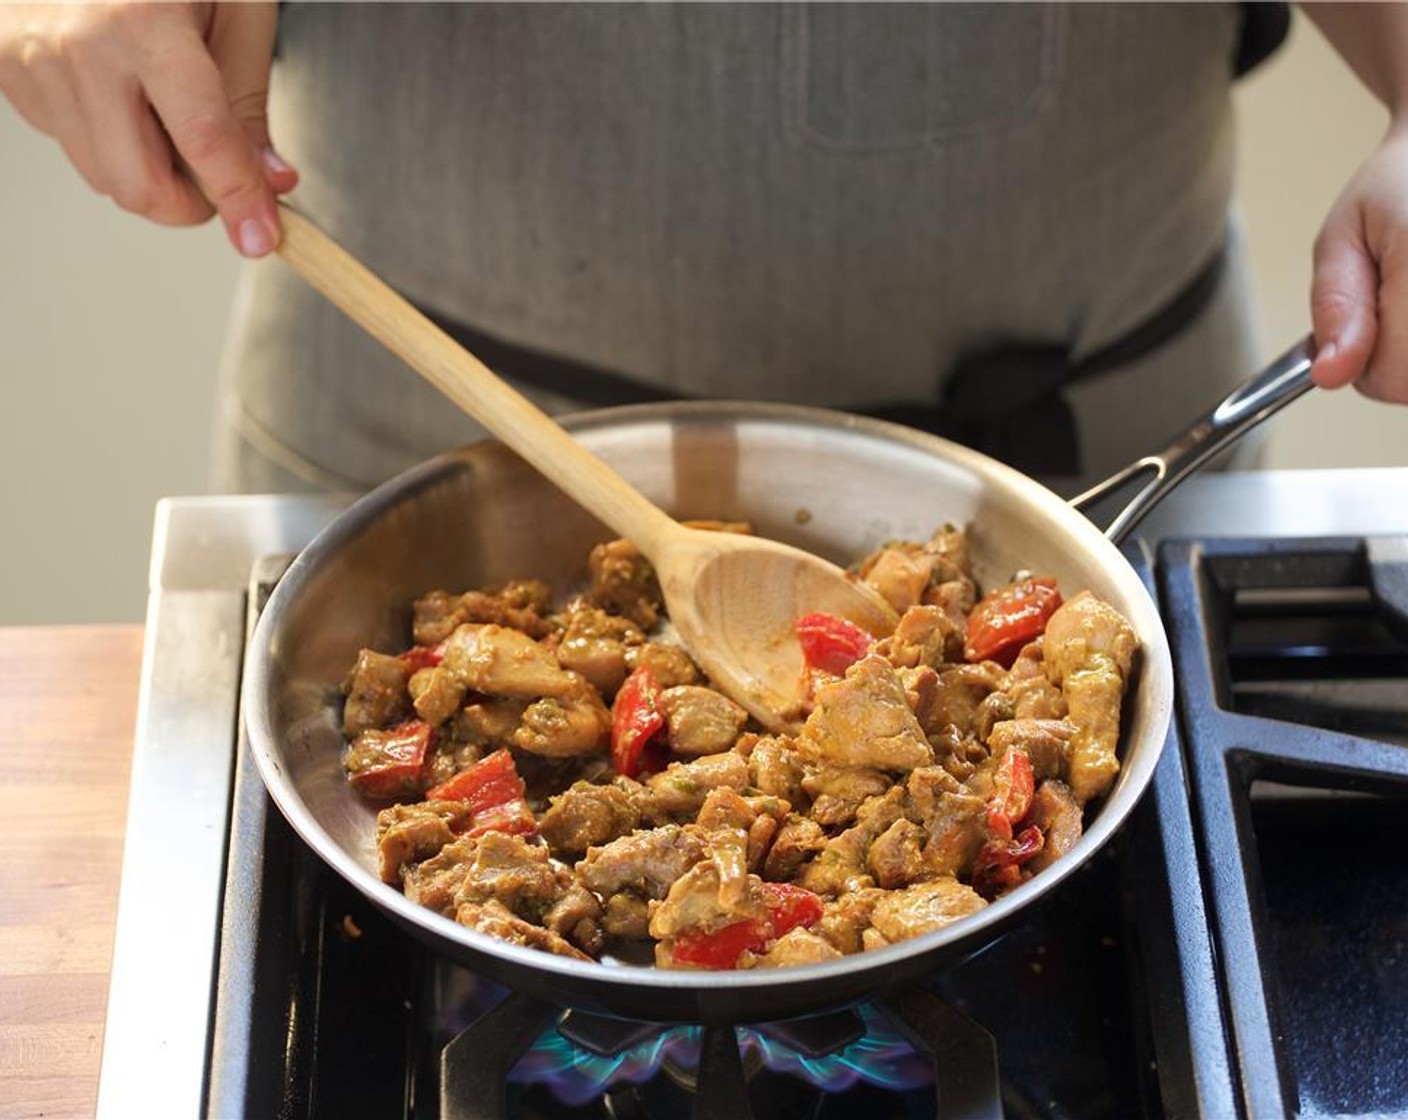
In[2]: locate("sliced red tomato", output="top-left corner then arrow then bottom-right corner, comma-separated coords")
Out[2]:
347,719 -> 432,799
987,747 -> 1035,842
972,825 -> 1045,897
399,639 -> 449,673
794,612 -> 874,676
964,576 -> 1063,667
669,882 -> 825,970
611,665 -> 668,777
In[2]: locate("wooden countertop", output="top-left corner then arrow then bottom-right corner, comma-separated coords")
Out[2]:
0,625 -> 143,1120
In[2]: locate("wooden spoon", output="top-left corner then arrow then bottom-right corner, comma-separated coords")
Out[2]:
273,204 -> 897,731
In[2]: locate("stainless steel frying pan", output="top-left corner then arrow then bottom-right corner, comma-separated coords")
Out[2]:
242,339 -> 1313,1024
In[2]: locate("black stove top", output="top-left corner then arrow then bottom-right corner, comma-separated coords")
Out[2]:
202,535 -> 1408,1120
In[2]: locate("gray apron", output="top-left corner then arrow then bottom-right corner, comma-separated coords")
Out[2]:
212,2 -> 1262,494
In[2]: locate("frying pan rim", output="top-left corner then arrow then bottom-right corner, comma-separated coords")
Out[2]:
242,400 -> 1173,1000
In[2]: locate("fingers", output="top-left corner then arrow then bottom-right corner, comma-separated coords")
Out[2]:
1309,209 -> 1378,390
139,19 -> 280,254
206,3 -> 298,195
1357,238 -> 1408,403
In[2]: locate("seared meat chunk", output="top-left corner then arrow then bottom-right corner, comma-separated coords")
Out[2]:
745,734 -> 806,804
413,581 -> 552,645
1003,638 -> 1068,720
866,818 -> 928,889
343,649 -> 411,736
866,878 -> 986,945
762,815 -> 827,881
879,605 -> 960,670
1043,592 -> 1137,803
624,641 -> 702,688
513,676 -> 611,757
906,768 -> 988,877
375,800 -> 472,883
860,546 -> 934,613
814,888 -> 886,955
441,624 -> 575,699
454,899 -> 591,961
453,831 -> 572,923
923,662 -> 1005,738
588,538 -> 662,629
449,698 -> 527,749
987,718 -> 1075,781
745,927 -> 843,968
576,825 -> 707,900
542,883 -> 605,956
695,787 -> 789,872
408,666 -> 465,728
552,605 -> 643,697
648,859 -> 765,942
642,751 -> 751,820
658,686 -> 748,756
798,787 -> 908,898
402,835 -> 477,914
799,656 -> 934,773
800,765 -> 891,828
539,779 -> 643,857
1026,779 -> 1084,873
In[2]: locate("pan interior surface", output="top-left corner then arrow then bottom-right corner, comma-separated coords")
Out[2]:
244,402 -> 1172,1017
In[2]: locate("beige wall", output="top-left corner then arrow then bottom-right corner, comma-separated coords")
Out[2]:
1,11 -> 1403,625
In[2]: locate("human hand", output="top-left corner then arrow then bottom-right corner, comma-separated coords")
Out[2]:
1309,121 -> 1408,403
0,2 -> 296,257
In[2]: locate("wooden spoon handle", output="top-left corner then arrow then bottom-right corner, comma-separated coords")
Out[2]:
273,203 -> 680,557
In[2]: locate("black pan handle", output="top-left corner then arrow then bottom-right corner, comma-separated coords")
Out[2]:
1070,336 -> 1316,544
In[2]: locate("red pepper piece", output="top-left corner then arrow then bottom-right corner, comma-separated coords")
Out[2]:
347,719 -> 432,799
964,576 -> 1063,667
794,612 -> 874,676
399,639 -> 449,673
611,665 -> 668,777
669,882 -> 825,970
972,825 -> 1045,897
426,748 -> 538,838
987,748 -> 1035,842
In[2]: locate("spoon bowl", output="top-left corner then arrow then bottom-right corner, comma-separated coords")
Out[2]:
272,204 -> 896,728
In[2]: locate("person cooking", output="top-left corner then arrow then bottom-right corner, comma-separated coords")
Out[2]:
2,3 -> 1405,493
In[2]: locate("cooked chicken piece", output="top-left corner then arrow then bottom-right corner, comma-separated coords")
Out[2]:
452,831 -> 572,923
375,800 -> 473,883
448,697 -> 529,750
513,676 -> 611,757
987,718 -> 1075,781
1025,779 -> 1084,873
868,878 -> 987,943
924,662 -> 1005,738
800,765 -> 891,827
746,735 -> 807,804
1004,638 -> 1068,720
425,740 -> 486,789
866,818 -> 928,890
542,882 -> 605,956
923,577 -> 977,629
798,787 -> 908,897
576,825 -> 708,899
624,641 -> 703,688
745,927 -> 844,968
600,892 -> 652,940
923,524 -> 973,578
441,623 -> 576,699
642,751 -> 751,819
413,581 -> 553,645
813,888 -> 886,955
408,665 -> 466,728
552,604 -> 644,697
799,656 -> 934,773
695,787 -> 789,873
539,779 -> 643,857
588,538 -> 662,629
861,546 -> 934,613
454,899 -> 592,961
915,787 -> 988,877
1043,592 -> 1138,803
659,686 -> 748,756
648,854 -> 765,941
402,835 -> 478,913
879,605 -> 960,670
343,649 -> 411,736
762,815 -> 828,881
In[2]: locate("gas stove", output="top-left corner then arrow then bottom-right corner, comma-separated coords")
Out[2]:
96,469 -> 1408,1119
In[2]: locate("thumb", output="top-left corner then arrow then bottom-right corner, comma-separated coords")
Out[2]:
208,3 -> 297,194
1309,210 -> 1378,389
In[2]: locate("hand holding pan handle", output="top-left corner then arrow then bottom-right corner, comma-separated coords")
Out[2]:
1071,337 -> 1316,544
